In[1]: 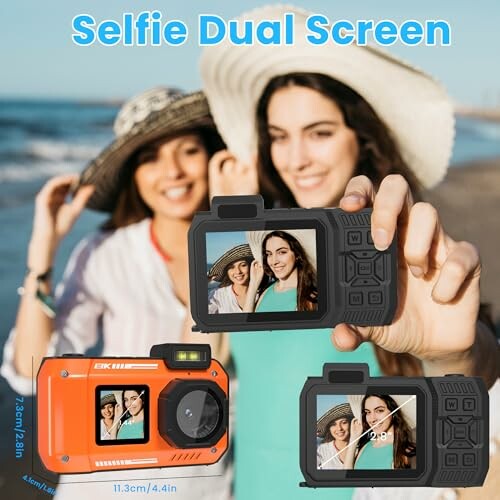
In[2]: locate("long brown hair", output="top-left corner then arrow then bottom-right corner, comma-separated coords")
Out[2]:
103,126 -> 225,230
261,230 -> 317,311
359,394 -> 416,469
256,72 -> 424,376
256,72 -> 422,208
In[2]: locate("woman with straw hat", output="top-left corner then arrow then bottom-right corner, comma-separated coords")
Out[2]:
316,402 -> 355,470
1,87 -> 231,500
208,243 -> 254,313
201,4 -> 498,500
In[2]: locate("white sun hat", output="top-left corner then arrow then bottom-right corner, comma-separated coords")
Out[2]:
200,4 -> 455,189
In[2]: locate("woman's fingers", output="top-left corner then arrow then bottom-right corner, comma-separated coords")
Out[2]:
371,175 -> 413,251
68,184 -> 95,218
431,241 -> 480,303
35,173 -> 79,207
340,175 -> 414,251
339,175 -> 374,210
331,324 -> 366,351
404,202 -> 441,277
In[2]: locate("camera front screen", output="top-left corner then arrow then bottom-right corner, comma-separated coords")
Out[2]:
316,394 -> 417,471
206,229 -> 318,314
96,386 -> 149,445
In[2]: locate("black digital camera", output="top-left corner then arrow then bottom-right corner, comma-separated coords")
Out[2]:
300,363 -> 489,487
189,195 -> 397,332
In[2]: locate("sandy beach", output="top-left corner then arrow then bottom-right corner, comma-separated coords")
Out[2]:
425,157 -> 500,330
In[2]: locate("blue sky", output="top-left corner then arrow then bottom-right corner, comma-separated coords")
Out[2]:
206,231 -> 247,265
1,1 -> 499,106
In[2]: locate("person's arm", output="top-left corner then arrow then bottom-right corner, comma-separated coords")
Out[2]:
12,175 -> 94,378
344,418 -> 363,469
331,174 -> 499,389
243,260 -> 264,312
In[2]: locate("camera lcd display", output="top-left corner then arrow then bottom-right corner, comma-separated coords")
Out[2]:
96,385 -> 149,445
316,394 -> 417,471
206,229 -> 318,314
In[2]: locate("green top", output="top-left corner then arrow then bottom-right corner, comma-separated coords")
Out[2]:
117,419 -> 144,439
256,282 -> 297,312
231,328 -> 381,500
354,440 -> 393,469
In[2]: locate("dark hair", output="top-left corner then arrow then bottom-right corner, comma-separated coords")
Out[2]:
261,230 -> 317,311
103,126 -> 225,230
358,394 -> 416,469
256,72 -> 422,209
120,387 -> 147,424
220,257 -> 254,288
256,72 -> 425,377
322,416 -> 353,443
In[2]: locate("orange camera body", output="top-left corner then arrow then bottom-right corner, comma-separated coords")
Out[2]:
37,344 -> 228,474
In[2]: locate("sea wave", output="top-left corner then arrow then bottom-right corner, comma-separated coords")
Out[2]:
0,160 -> 80,182
27,139 -> 100,161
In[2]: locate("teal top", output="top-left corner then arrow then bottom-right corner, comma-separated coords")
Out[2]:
231,328 -> 381,500
117,419 -> 144,439
354,440 -> 393,469
256,282 -> 296,312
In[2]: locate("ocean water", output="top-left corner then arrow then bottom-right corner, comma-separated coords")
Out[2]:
0,100 -> 499,494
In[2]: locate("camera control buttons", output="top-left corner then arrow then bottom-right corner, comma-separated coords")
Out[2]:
463,453 -> 476,467
347,231 -> 362,245
463,398 -> 476,411
348,292 -> 363,306
445,453 -> 458,466
445,398 -> 459,411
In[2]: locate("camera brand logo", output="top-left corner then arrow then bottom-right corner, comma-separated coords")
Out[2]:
95,458 -> 159,467
93,363 -> 159,370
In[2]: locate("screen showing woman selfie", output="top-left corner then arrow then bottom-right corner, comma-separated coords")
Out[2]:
206,229 -> 318,314
316,394 -> 417,470
96,386 -> 148,444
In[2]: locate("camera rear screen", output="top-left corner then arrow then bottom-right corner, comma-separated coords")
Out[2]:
206,229 -> 318,314
96,386 -> 149,445
316,394 -> 417,470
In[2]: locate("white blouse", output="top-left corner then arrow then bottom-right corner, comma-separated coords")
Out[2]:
208,285 -> 242,314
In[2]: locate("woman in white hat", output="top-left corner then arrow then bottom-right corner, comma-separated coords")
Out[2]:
1,88 -> 231,500
208,243 -> 254,313
244,230 -> 317,312
201,5 -> 498,500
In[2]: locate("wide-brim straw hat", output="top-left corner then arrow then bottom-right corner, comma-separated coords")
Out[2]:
100,393 -> 117,408
200,5 -> 454,189
317,403 -> 354,436
348,394 -> 417,430
208,243 -> 254,287
80,88 -> 217,212
246,229 -> 317,271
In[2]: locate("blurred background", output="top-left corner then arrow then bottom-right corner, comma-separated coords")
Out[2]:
1,1 -> 499,498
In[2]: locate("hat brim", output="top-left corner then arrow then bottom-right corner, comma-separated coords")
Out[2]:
208,244 -> 254,285
80,92 -> 215,212
317,403 -> 355,436
200,5 -> 454,189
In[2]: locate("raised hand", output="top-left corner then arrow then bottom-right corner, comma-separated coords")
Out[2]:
333,174 -> 482,374
208,150 -> 259,199
28,174 -> 94,273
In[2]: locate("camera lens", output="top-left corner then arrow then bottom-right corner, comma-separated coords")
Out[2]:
176,389 -> 221,439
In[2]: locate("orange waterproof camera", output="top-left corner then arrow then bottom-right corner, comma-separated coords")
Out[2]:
37,344 -> 229,474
